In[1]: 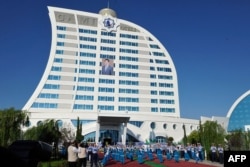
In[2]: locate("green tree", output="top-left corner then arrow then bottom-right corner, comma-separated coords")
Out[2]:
167,136 -> 174,145
187,130 -> 199,144
24,119 -> 62,159
76,117 -> 83,142
182,124 -> 187,146
0,108 -> 28,147
24,119 -> 61,144
227,129 -> 245,150
200,121 -> 226,160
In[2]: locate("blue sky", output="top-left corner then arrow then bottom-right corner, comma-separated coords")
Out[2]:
0,0 -> 249,119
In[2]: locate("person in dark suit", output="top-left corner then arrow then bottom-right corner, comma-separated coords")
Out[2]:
102,59 -> 113,75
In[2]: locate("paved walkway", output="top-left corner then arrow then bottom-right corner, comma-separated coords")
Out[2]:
195,160 -> 223,167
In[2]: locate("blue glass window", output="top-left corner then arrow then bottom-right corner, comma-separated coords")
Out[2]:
98,105 -> 114,111
38,93 -> 59,99
98,96 -> 115,101
75,95 -> 94,100
73,104 -> 93,110
98,87 -> 115,92
77,86 -> 94,91
80,52 -> 96,58
44,84 -> 60,89
119,80 -> 138,85
79,29 -> 97,34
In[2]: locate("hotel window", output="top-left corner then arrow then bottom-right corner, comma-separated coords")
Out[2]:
119,97 -> 139,103
78,77 -> 95,83
57,42 -> 64,46
57,26 -> 66,31
98,87 -> 115,93
31,102 -> 58,109
119,80 -> 139,86
79,29 -> 97,34
98,96 -> 115,101
120,34 -> 138,39
160,108 -> 175,113
51,66 -> 62,71
153,52 -> 165,57
118,106 -> 139,111
150,82 -> 157,87
100,54 -> 115,60
120,41 -> 138,46
151,107 -> 158,112
101,31 -> 116,37
150,67 -> 155,71
57,34 -> 66,38
119,56 -> 138,62
158,75 -> 173,80
79,60 -> 96,66
56,50 -> 64,55
159,83 -> 173,88
73,104 -> 93,110
101,39 -> 116,44
119,88 -> 138,94
79,36 -> 97,42
98,105 -> 114,111
157,67 -> 172,72
150,74 -> 156,79
119,64 -> 138,69
99,79 -> 115,84
150,122 -> 156,129
77,86 -> 94,92
151,90 -> 157,95
100,46 -> 116,52
151,99 -> 158,103
80,52 -> 96,58
80,44 -> 96,50
159,91 -> 174,96
163,123 -> 167,129
120,48 -> 138,54
119,72 -> 138,77
149,44 -> 160,49
160,99 -> 175,104
54,58 -> 63,63
75,95 -> 94,100
79,69 -> 95,74
155,59 -> 169,64
48,75 -> 61,80
38,93 -> 59,99
44,84 -> 60,90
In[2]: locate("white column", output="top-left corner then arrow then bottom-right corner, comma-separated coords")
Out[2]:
95,122 -> 100,143
118,123 -> 122,143
122,122 -> 127,145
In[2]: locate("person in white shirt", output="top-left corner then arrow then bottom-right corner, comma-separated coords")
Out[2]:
210,143 -> 217,162
78,142 -> 87,167
217,144 -> 224,164
67,140 -> 80,167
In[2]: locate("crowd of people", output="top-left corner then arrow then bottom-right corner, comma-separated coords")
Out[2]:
65,140 -> 224,167
67,140 -> 101,167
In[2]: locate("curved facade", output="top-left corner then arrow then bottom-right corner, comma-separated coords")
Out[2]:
227,90 -> 250,132
22,6 -> 199,143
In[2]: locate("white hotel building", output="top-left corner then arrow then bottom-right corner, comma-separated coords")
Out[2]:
23,6 -> 199,145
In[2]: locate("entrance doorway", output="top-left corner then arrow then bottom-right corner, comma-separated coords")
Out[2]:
103,138 -> 112,146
